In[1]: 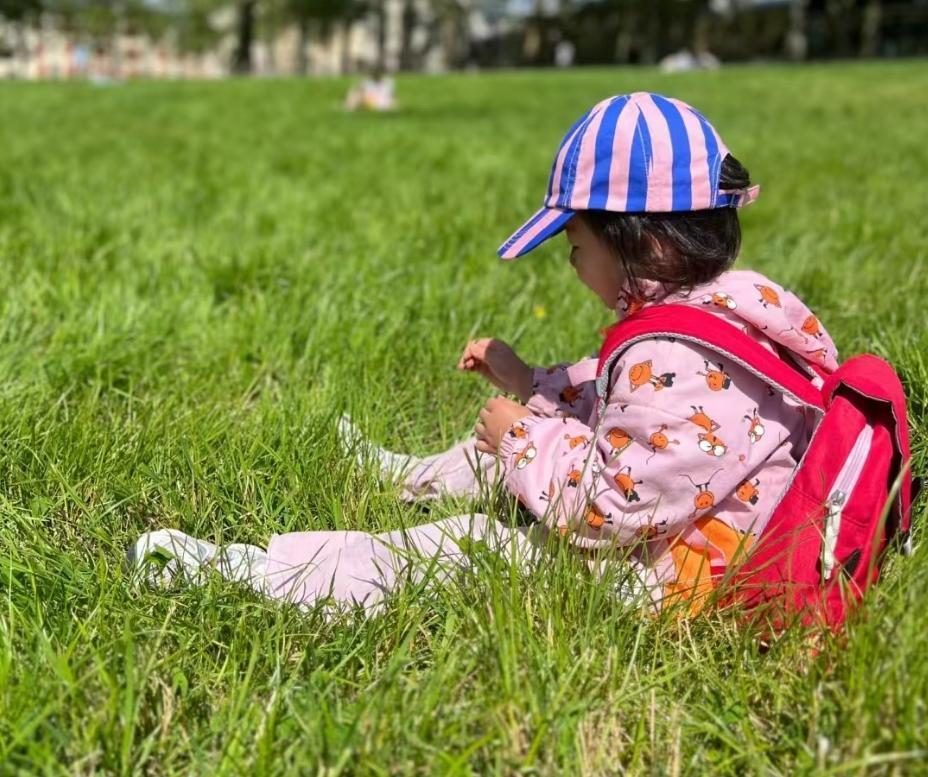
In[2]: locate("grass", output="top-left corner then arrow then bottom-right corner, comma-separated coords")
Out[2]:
1,61 -> 927,774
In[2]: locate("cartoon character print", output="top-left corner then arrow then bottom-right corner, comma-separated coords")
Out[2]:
646,424 -> 680,462
613,465 -> 642,502
754,284 -> 782,309
698,434 -> 727,459
514,443 -> 537,470
687,405 -> 720,433
736,477 -> 760,506
697,360 -> 732,392
617,290 -> 645,317
629,360 -> 676,393
539,478 -> 557,504
606,427 -> 633,457
742,408 -> 765,444
559,385 -> 583,406
778,325 -> 808,343
585,503 -> 613,530
681,469 -> 724,517
563,434 -> 590,450
509,423 -> 528,440
687,405 -> 727,458
701,291 -> 737,310
805,347 -> 828,365
802,314 -> 823,339
634,518 -> 668,540
565,468 -> 582,488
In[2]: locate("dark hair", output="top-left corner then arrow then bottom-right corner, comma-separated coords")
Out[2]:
581,155 -> 751,296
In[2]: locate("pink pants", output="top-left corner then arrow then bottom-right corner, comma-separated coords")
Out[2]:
396,438 -> 497,501
263,513 -> 540,615
136,441 -> 549,616
263,439 -> 528,612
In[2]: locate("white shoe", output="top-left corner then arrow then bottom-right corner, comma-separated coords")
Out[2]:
131,529 -> 219,586
219,543 -> 270,589
337,414 -> 413,478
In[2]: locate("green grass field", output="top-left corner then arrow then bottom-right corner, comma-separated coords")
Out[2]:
1,62 -> 927,774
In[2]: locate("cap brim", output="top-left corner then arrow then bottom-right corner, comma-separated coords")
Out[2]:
498,207 -> 574,260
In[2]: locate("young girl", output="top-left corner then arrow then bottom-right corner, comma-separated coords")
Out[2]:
134,92 -> 837,616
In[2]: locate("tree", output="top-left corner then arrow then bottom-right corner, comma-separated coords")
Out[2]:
337,0 -> 367,73
825,0 -> 855,57
372,0 -> 385,68
786,0 -> 808,60
399,0 -> 415,69
0,0 -> 41,22
285,0 -> 360,74
124,0 -> 173,42
432,0 -> 467,68
171,0 -> 223,56
860,0 -> 881,57
230,0 -> 256,72
0,0 -> 41,77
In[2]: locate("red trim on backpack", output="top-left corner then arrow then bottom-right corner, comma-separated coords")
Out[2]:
599,305 -> 826,408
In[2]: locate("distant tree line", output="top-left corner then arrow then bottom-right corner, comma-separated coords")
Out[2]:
1,0 -> 926,74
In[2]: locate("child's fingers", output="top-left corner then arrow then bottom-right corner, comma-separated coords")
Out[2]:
474,418 -> 496,454
474,438 -> 496,455
466,339 -> 492,362
458,341 -> 486,370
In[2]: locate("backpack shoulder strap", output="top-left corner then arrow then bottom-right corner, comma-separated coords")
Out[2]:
596,304 -> 825,409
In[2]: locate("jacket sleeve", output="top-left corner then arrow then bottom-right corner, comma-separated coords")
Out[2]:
498,338 -> 798,549
525,357 -> 599,419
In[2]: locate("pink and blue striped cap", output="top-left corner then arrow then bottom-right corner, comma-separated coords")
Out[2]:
498,92 -> 760,259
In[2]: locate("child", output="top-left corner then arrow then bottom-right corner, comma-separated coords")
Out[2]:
135,92 -> 837,616
344,66 -> 396,112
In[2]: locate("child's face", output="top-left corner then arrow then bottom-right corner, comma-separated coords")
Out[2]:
565,216 -> 625,309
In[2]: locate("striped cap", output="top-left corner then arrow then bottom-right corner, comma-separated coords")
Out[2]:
498,92 -> 760,260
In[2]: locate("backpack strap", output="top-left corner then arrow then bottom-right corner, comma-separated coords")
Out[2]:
596,304 -> 825,410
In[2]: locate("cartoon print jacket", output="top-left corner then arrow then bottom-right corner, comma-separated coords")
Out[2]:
497,270 -> 839,609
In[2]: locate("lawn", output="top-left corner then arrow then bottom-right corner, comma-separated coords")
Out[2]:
1,61 -> 927,774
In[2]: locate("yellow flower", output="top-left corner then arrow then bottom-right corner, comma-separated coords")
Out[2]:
533,305 -> 547,320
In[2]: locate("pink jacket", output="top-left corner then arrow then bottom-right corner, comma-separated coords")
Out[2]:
497,270 -> 839,607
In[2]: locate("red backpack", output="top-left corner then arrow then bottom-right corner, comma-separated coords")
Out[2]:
596,305 -> 917,630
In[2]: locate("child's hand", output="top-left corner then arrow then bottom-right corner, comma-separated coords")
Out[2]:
458,339 -> 533,402
474,396 -> 533,454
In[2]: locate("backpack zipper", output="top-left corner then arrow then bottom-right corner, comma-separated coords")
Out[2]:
821,423 -> 874,581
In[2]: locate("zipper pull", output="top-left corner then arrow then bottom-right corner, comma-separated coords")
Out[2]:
822,490 -> 846,581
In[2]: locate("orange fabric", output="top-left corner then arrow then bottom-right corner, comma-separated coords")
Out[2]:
694,515 -> 754,565
663,539 -> 715,615
661,519 -> 755,615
